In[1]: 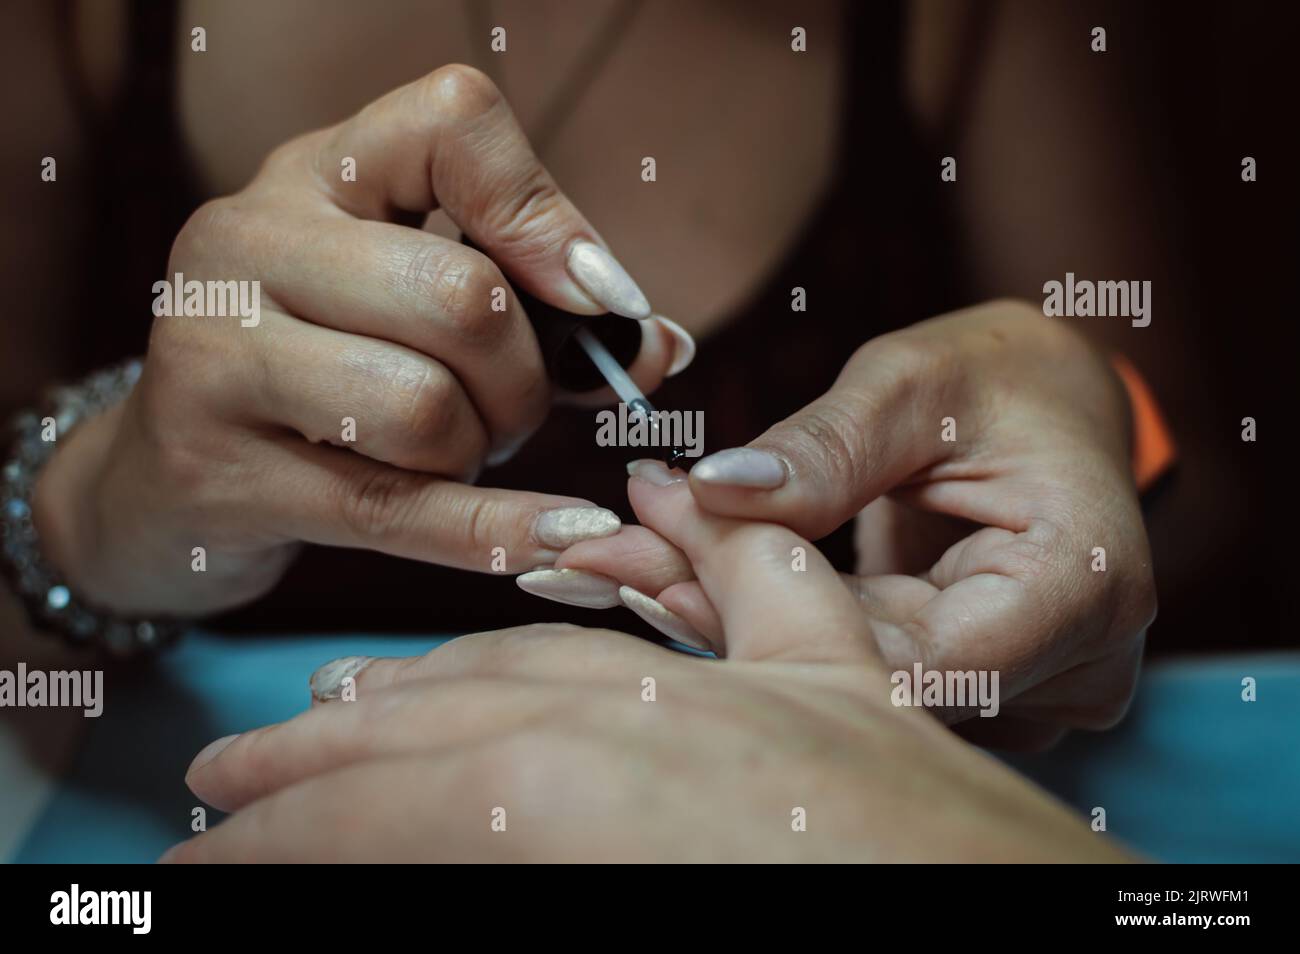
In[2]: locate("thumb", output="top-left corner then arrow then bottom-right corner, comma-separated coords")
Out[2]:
688,337 -> 959,539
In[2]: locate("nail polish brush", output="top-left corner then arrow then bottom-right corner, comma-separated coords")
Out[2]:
573,326 -> 687,467
462,236 -> 687,466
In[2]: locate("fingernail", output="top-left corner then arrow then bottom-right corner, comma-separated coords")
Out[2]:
626,458 -> 686,486
309,655 -> 374,702
654,315 -> 696,377
691,447 -> 787,489
619,586 -> 711,652
566,240 -> 651,319
188,734 -> 239,773
533,506 -> 621,549
517,568 -> 622,609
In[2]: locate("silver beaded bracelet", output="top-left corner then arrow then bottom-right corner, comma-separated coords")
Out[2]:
1,359 -> 183,655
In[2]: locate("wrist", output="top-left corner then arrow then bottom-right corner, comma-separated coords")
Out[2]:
31,400 -> 123,611
2,359 -> 181,653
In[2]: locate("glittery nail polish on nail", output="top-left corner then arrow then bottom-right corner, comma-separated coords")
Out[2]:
619,585 -> 711,652
566,240 -> 651,319
533,507 -> 621,549
691,447 -> 787,489
309,655 -> 374,702
517,568 -> 623,609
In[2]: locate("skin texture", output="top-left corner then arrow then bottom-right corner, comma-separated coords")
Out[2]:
30,65 -> 690,617
172,474 -> 1134,862
558,302 -> 1157,748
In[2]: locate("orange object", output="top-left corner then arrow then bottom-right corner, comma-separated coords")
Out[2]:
1111,354 -> 1176,493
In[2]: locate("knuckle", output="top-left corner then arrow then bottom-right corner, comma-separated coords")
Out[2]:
855,332 -> 945,382
338,464 -> 423,541
783,400 -> 868,487
1001,518 -> 1067,587
256,131 -> 318,180
375,356 -> 487,478
170,198 -> 255,269
169,200 -> 223,267
424,252 -> 510,351
489,172 -> 564,246
457,490 -> 494,555
417,63 -> 503,123
852,332 -> 961,417
386,359 -> 459,443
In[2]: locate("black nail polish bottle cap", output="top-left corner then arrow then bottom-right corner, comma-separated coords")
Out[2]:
514,285 -> 642,392
461,236 -> 641,392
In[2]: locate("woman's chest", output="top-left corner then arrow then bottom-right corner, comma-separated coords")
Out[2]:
173,0 -> 843,335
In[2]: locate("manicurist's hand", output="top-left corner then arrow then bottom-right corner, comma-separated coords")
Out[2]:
32,65 -> 693,617
171,473 -> 1131,862
549,301 -> 1157,749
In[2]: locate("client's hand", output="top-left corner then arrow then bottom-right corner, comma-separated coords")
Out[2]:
32,64 -> 690,617
171,473 -> 1131,862
551,301 -> 1156,749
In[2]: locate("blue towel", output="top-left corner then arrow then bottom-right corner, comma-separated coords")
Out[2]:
1007,653 -> 1300,862
12,634 -> 1299,862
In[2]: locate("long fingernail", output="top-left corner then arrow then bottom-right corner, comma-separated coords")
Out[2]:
517,568 -> 622,609
627,459 -> 686,486
567,240 -> 651,319
533,506 -> 621,548
309,655 -> 373,702
691,447 -> 787,489
619,586 -> 711,652
188,734 -> 238,773
654,315 -> 696,376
